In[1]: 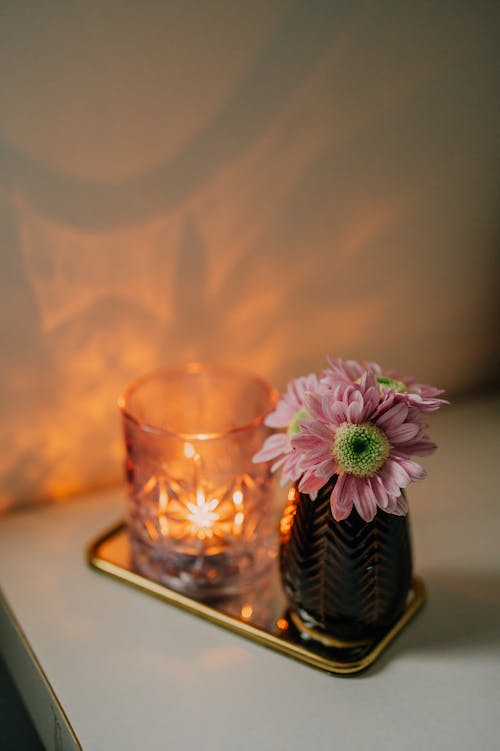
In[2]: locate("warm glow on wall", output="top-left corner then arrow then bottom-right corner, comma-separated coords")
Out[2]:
1,2 -> 498,512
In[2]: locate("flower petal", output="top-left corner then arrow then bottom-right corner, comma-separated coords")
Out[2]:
265,412 -> 290,429
315,457 -> 338,477
330,474 -> 353,521
298,469 -> 328,494
393,457 -> 427,481
270,455 -> 287,473
252,434 -> 288,462
385,494 -> 409,516
378,461 -> 403,497
291,432 -> 325,451
303,391 -> 326,422
403,439 -> 437,457
375,401 -> 408,429
332,502 -> 352,521
299,419 -> 333,442
371,475 -> 390,509
321,392 -> 348,425
388,422 -> 421,444
351,476 -> 378,522
383,458 -> 412,488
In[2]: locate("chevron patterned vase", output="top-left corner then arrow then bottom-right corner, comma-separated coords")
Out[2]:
279,476 -> 413,643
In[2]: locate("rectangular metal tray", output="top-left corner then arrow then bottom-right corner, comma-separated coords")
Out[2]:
87,522 -> 425,676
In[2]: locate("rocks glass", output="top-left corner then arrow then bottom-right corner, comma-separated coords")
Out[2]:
119,364 -> 278,600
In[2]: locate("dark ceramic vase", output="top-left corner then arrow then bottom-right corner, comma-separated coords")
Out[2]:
279,476 -> 413,643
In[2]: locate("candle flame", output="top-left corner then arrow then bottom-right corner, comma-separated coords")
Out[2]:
186,489 -> 220,539
139,474 -> 250,546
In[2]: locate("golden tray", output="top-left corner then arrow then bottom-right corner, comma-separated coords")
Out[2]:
87,521 -> 425,676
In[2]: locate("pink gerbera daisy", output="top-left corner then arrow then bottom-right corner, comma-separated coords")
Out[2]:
323,356 -> 447,412
252,373 -> 320,486
292,372 -> 432,522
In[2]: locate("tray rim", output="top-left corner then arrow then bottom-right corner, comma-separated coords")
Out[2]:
87,520 -> 426,676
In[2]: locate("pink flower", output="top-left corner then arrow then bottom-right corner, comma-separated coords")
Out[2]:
292,372 -> 432,522
323,356 -> 447,412
252,373 -> 320,486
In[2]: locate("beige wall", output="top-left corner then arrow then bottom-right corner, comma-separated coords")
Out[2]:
1,1 -> 499,509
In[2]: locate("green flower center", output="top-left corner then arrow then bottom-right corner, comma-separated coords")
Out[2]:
376,375 -> 407,394
333,422 -> 390,477
288,409 -> 309,437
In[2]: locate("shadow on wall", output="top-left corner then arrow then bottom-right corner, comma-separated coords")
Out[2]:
0,1 -> 499,508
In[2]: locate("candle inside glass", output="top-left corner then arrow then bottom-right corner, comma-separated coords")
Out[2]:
119,363 -> 278,599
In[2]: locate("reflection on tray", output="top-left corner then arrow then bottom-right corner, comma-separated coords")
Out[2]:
87,522 -> 425,676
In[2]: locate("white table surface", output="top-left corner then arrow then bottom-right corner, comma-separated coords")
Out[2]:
1,392 -> 500,751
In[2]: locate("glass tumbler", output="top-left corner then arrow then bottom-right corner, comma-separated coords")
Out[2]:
119,363 -> 279,600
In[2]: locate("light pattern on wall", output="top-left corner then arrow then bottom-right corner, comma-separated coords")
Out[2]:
0,1 -> 498,509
